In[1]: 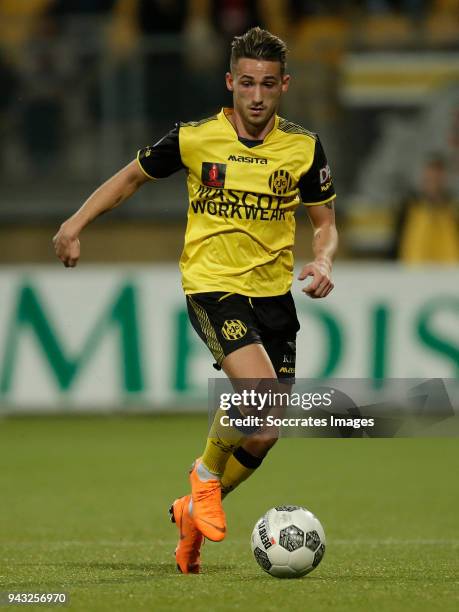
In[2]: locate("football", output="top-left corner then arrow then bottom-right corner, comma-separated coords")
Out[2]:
251,505 -> 326,578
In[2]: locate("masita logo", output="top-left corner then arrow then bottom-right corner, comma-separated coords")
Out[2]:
228,154 -> 268,164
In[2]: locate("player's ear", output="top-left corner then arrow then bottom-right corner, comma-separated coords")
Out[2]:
226,71 -> 234,92
281,74 -> 290,93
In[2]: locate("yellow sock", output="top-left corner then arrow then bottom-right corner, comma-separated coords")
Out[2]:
221,446 -> 264,497
201,407 -> 245,476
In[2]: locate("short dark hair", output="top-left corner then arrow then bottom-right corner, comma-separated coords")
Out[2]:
230,27 -> 288,75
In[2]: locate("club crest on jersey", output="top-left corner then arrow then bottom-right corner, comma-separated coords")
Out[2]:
268,169 -> 293,195
221,319 -> 247,341
202,162 -> 227,188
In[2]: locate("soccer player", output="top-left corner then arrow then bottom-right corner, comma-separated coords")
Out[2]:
53,27 -> 338,574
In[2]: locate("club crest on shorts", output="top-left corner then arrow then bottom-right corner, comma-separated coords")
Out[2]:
202,162 -> 227,188
268,169 -> 293,195
221,319 -> 247,340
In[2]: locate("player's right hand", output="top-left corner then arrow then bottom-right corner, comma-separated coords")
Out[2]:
53,225 -> 81,268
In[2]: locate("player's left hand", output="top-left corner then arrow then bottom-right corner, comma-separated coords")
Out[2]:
298,260 -> 334,299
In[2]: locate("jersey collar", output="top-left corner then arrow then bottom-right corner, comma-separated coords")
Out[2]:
219,107 -> 279,144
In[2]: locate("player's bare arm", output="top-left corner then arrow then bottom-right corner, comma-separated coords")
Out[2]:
298,201 -> 338,299
53,160 -> 148,268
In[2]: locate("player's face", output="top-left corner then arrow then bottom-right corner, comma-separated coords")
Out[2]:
226,58 -> 290,132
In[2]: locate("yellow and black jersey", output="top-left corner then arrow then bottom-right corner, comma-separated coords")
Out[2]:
137,107 -> 336,297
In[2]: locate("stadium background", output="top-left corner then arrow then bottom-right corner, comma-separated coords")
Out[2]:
0,0 -> 458,411
0,3 -> 458,611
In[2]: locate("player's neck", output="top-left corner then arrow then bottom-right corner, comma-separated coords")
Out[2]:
229,109 -> 276,141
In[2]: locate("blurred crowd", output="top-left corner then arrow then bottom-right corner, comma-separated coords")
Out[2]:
0,0 -> 457,262
393,155 -> 458,261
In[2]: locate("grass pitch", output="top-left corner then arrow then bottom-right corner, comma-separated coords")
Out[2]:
0,415 -> 458,612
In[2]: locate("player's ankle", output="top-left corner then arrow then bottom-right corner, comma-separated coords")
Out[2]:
196,460 -> 221,482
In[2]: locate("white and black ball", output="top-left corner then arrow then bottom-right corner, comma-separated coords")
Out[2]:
251,505 -> 326,578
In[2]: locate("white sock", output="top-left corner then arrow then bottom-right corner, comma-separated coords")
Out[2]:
197,461 -> 221,482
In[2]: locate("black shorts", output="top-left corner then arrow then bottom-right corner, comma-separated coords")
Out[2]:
186,291 -> 300,380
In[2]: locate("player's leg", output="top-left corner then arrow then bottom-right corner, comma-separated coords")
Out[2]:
172,293 -> 260,551
220,293 -> 299,498
180,293 -> 296,547
186,292 -> 280,541
201,342 -> 276,474
189,343 -> 276,542
219,343 -> 281,497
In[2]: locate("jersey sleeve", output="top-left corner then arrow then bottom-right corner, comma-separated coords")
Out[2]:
298,137 -> 336,206
137,124 -> 185,179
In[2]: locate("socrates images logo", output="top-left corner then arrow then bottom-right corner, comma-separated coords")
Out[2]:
221,319 -> 247,341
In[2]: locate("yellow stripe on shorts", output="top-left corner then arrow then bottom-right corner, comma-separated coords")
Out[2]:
188,296 -> 225,366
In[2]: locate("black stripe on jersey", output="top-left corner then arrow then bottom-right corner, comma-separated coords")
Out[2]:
180,114 -> 218,128
278,117 -> 316,138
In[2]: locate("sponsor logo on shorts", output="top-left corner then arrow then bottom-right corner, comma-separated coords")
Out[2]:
268,169 -> 293,195
279,367 -> 295,374
221,319 -> 247,341
202,162 -> 227,188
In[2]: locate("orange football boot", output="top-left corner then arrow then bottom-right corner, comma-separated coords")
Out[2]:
189,458 -> 226,542
169,494 -> 204,574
